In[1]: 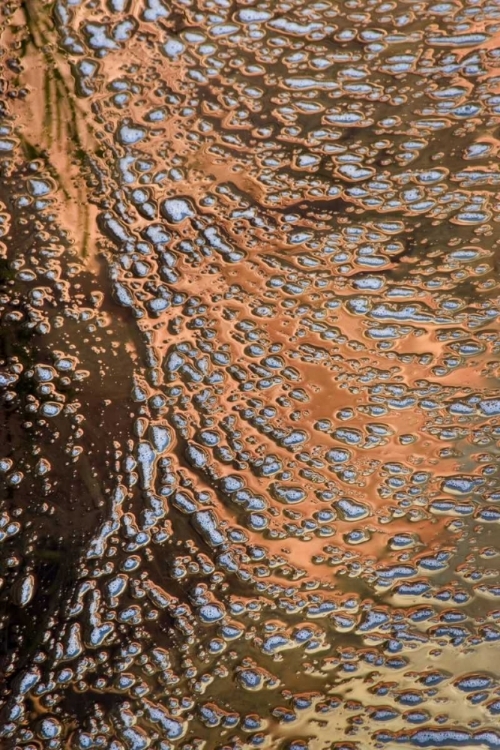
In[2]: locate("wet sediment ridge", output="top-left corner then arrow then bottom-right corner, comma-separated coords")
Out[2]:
0,0 -> 500,747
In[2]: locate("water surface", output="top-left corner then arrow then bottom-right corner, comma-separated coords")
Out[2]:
0,0 -> 500,747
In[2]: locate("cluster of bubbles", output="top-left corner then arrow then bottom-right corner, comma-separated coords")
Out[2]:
0,0 -> 499,747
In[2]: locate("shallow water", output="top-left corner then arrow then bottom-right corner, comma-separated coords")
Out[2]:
0,0 -> 500,747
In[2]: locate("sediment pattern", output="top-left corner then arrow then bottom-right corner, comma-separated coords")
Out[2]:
0,0 -> 500,747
